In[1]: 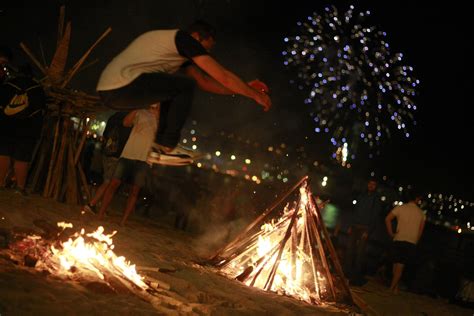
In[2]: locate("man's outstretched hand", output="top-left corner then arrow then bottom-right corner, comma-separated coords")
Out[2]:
248,79 -> 270,94
248,79 -> 271,111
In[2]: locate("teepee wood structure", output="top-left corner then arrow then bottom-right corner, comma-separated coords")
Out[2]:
209,176 -> 355,307
20,5 -> 111,204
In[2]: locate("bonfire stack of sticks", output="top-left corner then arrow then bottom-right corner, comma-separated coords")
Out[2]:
19,6 -> 111,204
209,176 -> 355,306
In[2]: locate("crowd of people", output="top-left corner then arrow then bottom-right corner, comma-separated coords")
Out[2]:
334,178 -> 426,294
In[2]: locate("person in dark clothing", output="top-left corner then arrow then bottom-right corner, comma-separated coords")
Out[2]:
344,178 -> 384,284
82,112 -> 132,213
0,47 -> 46,195
96,20 -> 271,166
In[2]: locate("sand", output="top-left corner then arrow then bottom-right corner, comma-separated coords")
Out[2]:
0,190 -> 472,315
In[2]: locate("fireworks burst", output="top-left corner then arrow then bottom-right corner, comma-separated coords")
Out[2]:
283,5 -> 419,164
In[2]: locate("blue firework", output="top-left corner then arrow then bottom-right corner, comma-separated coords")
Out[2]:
283,5 -> 419,162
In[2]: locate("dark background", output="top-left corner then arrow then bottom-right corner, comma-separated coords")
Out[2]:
1,0 -> 472,199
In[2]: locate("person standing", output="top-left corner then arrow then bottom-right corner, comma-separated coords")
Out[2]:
385,189 -> 426,293
97,104 -> 159,226
83,111 -> 132,213
345,178 -> 384,284
0,47 -> 46,195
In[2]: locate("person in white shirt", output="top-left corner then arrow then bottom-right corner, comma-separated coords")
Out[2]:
97,104 -> 160,226
96,20 -> 271,165
385,190 -> 426,293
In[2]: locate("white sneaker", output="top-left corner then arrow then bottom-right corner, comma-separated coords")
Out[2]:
147,147 -> 194,166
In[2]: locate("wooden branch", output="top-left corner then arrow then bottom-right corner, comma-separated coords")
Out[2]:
304,210 -> 321,301
57,5 -> 66,48
312,195 -> 354,304
307,202 -> 336,301
77,162 -> 91,202
51,119 -> 69,200
66,141 -> 79,204
44,116 -> 61,197
74,119 -> 90,165
61,27 -> 112,88
49,21 -> 71,82
30,137 -> 48,192
74,58 -> 99,75
38,37 -> 47,66
19,42 -> 47,75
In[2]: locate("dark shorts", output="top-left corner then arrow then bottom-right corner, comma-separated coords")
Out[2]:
0,136 -> 37,162
391,241 -> 416,265
102,155 -> 119,182
112,158 -> 149,187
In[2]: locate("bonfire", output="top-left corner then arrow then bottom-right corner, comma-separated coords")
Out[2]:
210,176 -> 354,307
3,221 -> 171,307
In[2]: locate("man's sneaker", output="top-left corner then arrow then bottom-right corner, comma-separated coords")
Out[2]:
147,145 -> 198,166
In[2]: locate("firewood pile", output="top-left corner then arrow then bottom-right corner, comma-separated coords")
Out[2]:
20,6 -> 111,204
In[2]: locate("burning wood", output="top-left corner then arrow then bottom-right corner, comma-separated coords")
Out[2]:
5,222 -> 148,291
210,176 -> 354,307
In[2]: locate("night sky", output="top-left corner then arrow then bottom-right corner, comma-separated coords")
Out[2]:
1,0 -> 472,199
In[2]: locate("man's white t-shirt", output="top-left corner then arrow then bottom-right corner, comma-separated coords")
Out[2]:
120,109 -> 157,162
97,29 -> 208,91
391,202 -> 425,244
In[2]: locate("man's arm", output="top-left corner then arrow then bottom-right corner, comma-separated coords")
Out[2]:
184,65 -> 233,94
123,110 -> 138,127
191,55 -> 271,111
385,212 -> 396,238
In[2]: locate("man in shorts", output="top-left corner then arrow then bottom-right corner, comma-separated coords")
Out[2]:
97,104 -> 159,226
83,111 -> 132,213
385,189 -> 426,293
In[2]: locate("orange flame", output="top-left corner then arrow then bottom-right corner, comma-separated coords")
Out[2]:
36,223 -> 148,290
221,185 -> 326,304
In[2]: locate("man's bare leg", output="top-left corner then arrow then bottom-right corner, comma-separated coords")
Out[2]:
98,178 -> 121,220
89,180 -> 111,207
0,156 -> 10,187
120,184 -> 141,226
390,263 -> 404,294
13,160 -> 29,190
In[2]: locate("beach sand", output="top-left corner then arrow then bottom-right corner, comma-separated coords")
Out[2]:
0,190 -> 472,315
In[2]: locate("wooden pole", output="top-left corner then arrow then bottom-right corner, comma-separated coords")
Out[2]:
51,119 -> 69,200
66,141 -> 78,204
44,115 -> 61,197
19,42 -> 48,75
291,218 -> 298,281
307,200 -> 337,300
61,27 -> 112,88
74,118 -> 90,165
304,210 -> 321,301
77,161 -> 91,202
57,5 -> 66,48
73,116 -> 83,145
311,195 -> 354,304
